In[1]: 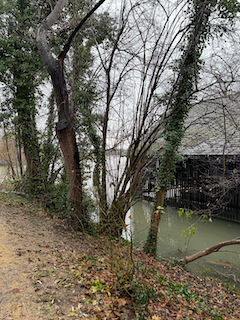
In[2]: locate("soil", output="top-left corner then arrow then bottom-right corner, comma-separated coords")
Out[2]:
0,194 -> 93,320
0,192 -> 240,320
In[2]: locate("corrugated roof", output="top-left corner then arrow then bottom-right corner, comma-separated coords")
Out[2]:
180,93 -> 240,156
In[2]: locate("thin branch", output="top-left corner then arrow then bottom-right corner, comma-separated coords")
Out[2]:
58,0 -> 107,63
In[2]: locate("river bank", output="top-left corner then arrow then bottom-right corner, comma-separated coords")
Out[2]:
0,192 -> 239,320
128,202 -> 240,288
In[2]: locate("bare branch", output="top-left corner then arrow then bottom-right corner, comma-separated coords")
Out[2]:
182,238 -> 240,265
59,0 -> 107,63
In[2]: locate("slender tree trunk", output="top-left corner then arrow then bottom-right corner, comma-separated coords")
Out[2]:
3,127 -> 16,180
15,85 -> 43,193
99,67 -> 111,227
144,0 -> 213,256
222,105 -> 227,195
15,123 -> 23,177
99,107 -> 109,228
144,187 -> 166,256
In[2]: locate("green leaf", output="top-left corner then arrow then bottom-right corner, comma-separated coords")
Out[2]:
177,210 -> 182,217
91,286 -> 98,293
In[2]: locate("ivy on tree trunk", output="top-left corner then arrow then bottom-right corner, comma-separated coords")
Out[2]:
144,0 -> 218,256
36,0 -> 106,229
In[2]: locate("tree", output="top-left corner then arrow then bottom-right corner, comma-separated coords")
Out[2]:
91,0 -> 192,236
36,0 -> 107,229
144,0 -> 240,256
0,0 -> 44,192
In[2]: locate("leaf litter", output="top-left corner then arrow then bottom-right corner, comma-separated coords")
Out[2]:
0,192 -> 239,319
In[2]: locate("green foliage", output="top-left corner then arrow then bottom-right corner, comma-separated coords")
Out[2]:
180,226 -> 195,241
217,0 -> 240,20
0,0 -> 47,194
81,189 -> 96,227
46,182 -> 69,219
133,285 -> 150,306
40,92 -> 62,190
156,275 -> 228,319
177,208 -> 193,220
45,175 -> 96,234
0,0 -> 44,89
208,277 -> 239,294
157,275 -> 197,302
144,228 -> 158,257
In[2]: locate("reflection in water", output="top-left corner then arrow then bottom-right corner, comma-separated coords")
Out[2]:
126,201 -> 240,287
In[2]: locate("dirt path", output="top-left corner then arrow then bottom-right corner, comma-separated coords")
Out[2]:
0,213 -> 38,319
0,196 -> 91,320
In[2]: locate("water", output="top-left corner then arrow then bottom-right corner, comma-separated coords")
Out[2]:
0,165 -> 10,183
126,201 -> 240,287
0,165 -> 24,185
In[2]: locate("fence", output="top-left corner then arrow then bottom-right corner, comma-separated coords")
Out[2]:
143,155 -> 240,223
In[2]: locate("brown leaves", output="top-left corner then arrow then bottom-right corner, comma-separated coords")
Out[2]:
7,198 -> 238,320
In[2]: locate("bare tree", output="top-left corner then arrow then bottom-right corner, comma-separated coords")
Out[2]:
90,0 -> 191,236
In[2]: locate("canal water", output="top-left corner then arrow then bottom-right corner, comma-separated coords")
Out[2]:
125,201 -> 240,288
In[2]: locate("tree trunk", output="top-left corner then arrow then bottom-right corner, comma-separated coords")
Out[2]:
36,0 -> 106,228
144,0 -> 213,256
144,187 -> 166,256
36,0 -> 83,228
19,113 -> 41,180
14,84 -> 43,193
3,127 -> 16,180
57,125 -> 83,227
47,61 -> 84,228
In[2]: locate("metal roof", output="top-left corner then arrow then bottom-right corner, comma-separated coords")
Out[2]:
180,93 -> 240,156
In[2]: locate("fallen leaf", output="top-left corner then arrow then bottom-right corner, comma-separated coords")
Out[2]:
113,310 -> 121,317
117,298 -> 126,307
12,288 -> 20,293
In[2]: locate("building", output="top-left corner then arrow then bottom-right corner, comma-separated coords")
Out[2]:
144,93 -> 240,222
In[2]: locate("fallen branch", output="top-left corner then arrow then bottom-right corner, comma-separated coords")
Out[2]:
181,237 -> 240,265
